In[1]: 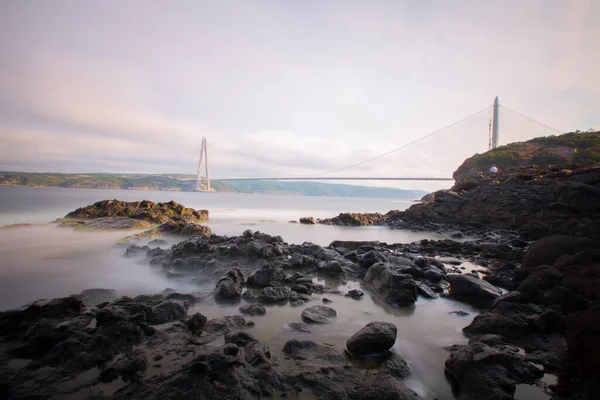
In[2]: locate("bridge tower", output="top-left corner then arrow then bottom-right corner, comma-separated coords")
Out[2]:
491,96 -> 500,149
196,137 -> 211,191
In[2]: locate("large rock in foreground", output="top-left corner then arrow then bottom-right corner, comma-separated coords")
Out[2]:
445,338 -> 544,400
346,322 -> 397,356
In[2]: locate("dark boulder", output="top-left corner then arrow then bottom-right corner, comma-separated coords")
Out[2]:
346,322 -> 397,356
364,262 -> 418,307
258,287 -> 291,304
246,264 -> 286,287
288,322 -> 312,333
214,268 -> 244,302
185,313 -> 208,334
444,339 -> 544,400
299,217 -> 316,224
522,235 -> 600,269
566,304 -> 600,374
224,331 -> 258,347
448,274 -> 502,307
204,316 -> 246,335
0,295 -> 84,336
239,304 -> 266,316
147,300 -> 187,324
301,305 -> 337,324
291,284 -> 310,295
345,289 -> 364,299
359,250 -> 389,268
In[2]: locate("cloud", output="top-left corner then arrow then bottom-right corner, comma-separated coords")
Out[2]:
0,0 -> 599,191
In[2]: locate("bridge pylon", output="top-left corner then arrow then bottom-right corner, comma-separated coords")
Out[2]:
196,137 -> 211,192
491,96 -> 500,149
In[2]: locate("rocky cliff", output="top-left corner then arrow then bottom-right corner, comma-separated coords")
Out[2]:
453,130 -> 600,182
399,165 -> 600,240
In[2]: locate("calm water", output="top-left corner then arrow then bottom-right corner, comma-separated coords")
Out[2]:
0,186 -> 546,400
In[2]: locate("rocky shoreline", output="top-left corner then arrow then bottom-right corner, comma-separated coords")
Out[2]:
310,165 -> 600,241
1,193 -> 599,399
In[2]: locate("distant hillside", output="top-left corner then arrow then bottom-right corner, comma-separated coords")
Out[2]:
0,172 -> 425,199
454,130 -> 600,180
222,180 -> 426,199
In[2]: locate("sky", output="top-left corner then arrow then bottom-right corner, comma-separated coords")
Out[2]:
1,0 -> 599,190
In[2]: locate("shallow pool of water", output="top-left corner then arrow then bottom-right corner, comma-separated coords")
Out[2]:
190,280 -> 477,400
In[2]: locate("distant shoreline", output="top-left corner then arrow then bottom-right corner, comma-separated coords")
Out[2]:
0,172 -> 428,200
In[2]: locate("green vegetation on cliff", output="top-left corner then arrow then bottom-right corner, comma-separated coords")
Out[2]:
0,172 -> 425,199
454,130 -> 600,179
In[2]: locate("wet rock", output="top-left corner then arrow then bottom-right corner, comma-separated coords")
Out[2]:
416,282 -> 438,299
437,256 -> 462,265
545,285 -> 592,313
185,313 -> 208,334
165,293 -> 196,304
320,260 -> 345,276
346,322 -> 397,356
464,301 -> 563,340
288,291 -> 311,307
423,268 -> 446,283
299,217 -> 316,224
449,310 -> 470,316
204,316 -> 246,335
291,284 -> 310,295
301,305 -> 337,324
522,235 -> 600,269
225,331 -> 258,347
148,300 -> 187,324
448,274 -> 502,307
318,212 -> 392,227
566,304 -> 600,374
159,220 -> 212,237
0,295 -> 84,336
78,288 -> 118,307
214,268 -> 244,302
148,238 -> 168,246
223,343 -> 239,355
70,216 -> 152,230
364,262 -> 418,307
241,290 -> 258,303
445,339 -> 544,400
288,322 -> 311,333
359,250 -> 389,268
345,289 -> 364,299
239,304 -> 266,316
282,339 -> 420,399
258,287 -> 291,304
322,298 -> 332,304
246,264 -> 286,287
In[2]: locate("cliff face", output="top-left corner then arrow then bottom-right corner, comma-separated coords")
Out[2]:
402,165 -> 600,240
453,131 -> 600,182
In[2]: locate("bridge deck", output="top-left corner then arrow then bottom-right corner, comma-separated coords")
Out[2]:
213,177 -> 454,181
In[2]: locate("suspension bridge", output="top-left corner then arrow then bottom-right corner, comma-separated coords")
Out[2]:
196,97 -> 564,190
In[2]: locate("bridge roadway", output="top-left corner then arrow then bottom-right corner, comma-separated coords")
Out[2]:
213,177 -> 454,181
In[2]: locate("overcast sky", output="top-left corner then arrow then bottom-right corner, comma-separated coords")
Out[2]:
1,1 -> 598,190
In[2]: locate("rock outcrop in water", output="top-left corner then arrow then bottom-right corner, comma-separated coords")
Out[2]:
66,199 -> 209,223
61,199 -> 211,236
